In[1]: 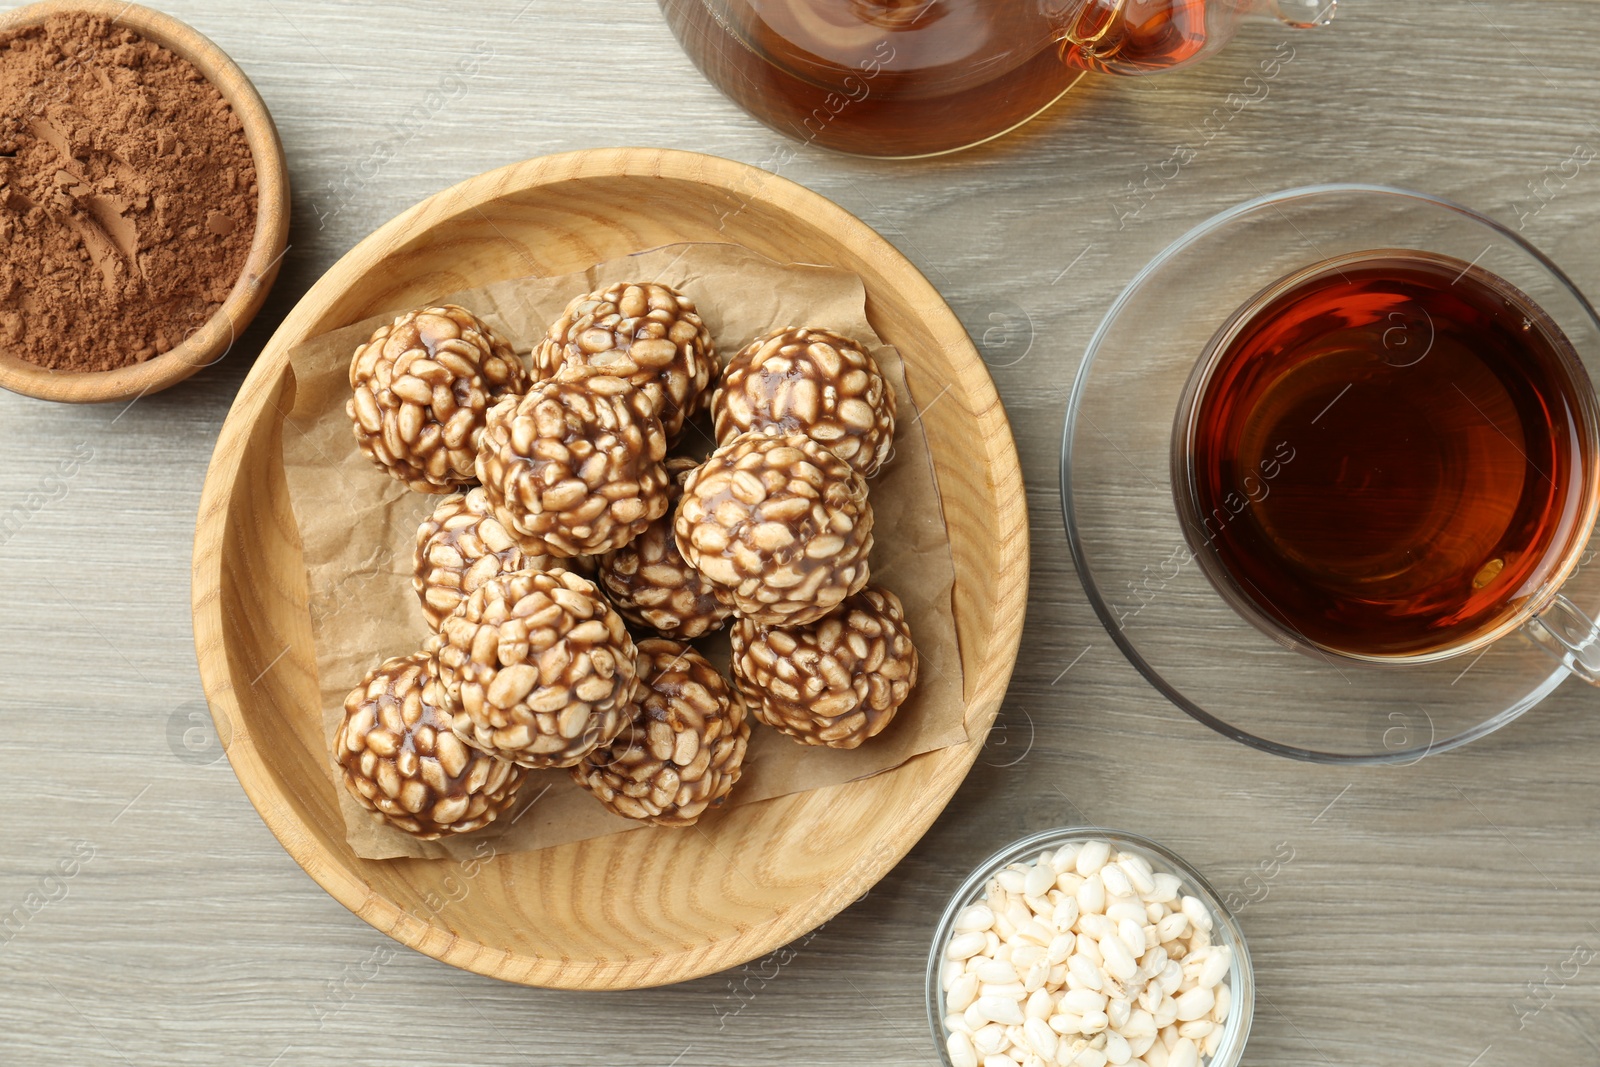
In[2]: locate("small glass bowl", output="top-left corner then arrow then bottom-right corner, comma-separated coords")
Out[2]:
926,828 -> 1254,1067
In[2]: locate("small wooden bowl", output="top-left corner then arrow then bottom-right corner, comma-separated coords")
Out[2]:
192,148 -> 1029,989
0,0 -> 289,404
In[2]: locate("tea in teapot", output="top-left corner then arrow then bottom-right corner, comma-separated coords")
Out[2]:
660,0 -> 1335,157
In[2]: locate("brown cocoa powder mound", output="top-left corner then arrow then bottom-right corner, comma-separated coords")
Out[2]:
0,14 -> 258,372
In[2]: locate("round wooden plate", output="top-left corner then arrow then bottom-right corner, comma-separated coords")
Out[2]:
192,148 -> 1028,989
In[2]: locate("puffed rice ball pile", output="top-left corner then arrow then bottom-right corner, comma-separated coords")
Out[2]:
336,284 -> 923,838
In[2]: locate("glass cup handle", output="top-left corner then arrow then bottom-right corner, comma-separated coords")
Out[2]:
1523,595 -> 1600,685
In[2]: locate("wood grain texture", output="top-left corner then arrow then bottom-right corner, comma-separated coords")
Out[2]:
3,0 -> 1600,1062
191,148 -> 1028,989
0,0 -> 290,403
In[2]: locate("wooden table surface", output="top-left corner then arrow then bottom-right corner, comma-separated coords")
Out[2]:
3,2 -> 1598,1064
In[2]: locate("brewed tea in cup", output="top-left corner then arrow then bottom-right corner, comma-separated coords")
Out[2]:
1174,249 -> 1600,662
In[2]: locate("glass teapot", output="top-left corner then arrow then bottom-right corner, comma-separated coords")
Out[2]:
660,0 -> 1335,157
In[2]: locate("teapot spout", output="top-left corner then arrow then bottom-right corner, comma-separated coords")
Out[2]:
1265,0 -> 1337,28
1056,0 -> 1334,77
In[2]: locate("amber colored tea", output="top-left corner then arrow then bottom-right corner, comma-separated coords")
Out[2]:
1178,251 -> 1598,659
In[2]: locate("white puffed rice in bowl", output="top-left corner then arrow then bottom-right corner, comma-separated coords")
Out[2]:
926,828 -> 1253,1067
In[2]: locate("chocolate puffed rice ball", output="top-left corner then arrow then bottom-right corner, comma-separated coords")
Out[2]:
675,431 -> 873,626
535,282 -> 717,443
347,304 -> 527,492
571,639 -> 750,827
730,586 -> 917,749
596,456 -> 732,640
413,487 -> 567,630
713,326 -> 898,478
474,375 -> 671,558
335,651 -> 525,838
435,568 -> 640,769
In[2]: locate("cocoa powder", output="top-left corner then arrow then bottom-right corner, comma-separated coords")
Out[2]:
0,14 -> 258,372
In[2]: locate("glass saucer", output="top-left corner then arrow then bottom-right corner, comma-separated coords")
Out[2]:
1060,185 -> 1600,764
